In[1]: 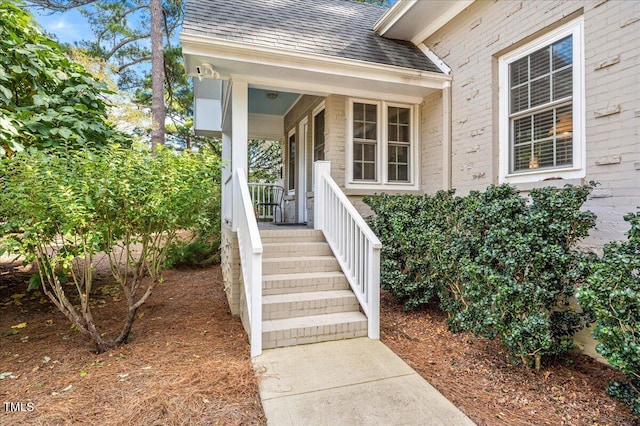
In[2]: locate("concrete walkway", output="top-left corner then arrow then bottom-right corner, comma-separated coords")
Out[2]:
253,338 -> 475,425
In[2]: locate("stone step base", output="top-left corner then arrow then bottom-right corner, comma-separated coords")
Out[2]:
262,290 -> 359,320
262,271 -> 349,295
262,311 -> 368,350
262,241 -> 333,258
260,229 -> 325,244
262,256 -> 340,275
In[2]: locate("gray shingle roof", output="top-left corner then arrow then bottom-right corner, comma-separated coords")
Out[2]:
182,0 -> 442,74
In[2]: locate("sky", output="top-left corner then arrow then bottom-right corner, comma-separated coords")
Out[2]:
32,7 -> 92,44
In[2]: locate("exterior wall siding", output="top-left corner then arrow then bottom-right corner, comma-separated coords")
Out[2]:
421,91 -> 445,194
325,94 -> 348,186
420,0 -> 639,249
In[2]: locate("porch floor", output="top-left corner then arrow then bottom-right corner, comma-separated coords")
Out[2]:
253,337 -> 475,425
257,222 -> 312,231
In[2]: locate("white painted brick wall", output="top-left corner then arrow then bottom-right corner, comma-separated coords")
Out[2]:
421,92 -> 444,194
283,95 -> 324,222
420,0 -> 640,247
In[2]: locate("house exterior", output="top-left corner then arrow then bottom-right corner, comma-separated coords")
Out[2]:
181,0 -> 639,358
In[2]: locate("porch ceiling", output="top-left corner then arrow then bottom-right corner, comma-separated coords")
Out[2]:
182,34 -> 451,105
249,89 -> 299,116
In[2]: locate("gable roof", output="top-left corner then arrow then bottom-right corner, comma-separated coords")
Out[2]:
182,0 -> 443,74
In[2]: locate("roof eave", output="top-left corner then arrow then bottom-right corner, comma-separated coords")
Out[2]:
180,32 -> 451,90
373,0 -> 418,36
375,0 -> 475,45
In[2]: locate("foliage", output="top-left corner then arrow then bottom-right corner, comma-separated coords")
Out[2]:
365,183 -> 597,367
577,211 -> 640,416
0,145 -> 220,352
164,236 -> 220,269
249,139 -> 282,183
364,190 -> 465,311
0,1 -> 128,155
66,47 -> 151,139
28,0 -> 185,148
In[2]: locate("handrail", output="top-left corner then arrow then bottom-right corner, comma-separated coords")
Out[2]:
223,174 -> 233,225
313,161 -> 381,339
234,168 -> 263,358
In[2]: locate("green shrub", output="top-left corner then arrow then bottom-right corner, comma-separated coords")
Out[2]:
365,183 -> 596,367
453,184 -> 596,367
577,211 -> 640,416
165,236 -> 221,269
364,190 -> 465,311
0,145 -> 220,352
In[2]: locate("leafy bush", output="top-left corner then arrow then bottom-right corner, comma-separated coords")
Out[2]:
453,184 -> 596,367
0,146 -> 220,352
364,190 -> 466,311
577,211 -> 640,416
365,183 -> 596,367
164,236 -> 221,269
0,2 -> 128,156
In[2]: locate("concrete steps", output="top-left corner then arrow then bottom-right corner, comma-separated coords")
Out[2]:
260,229 -> 367,350
262,256 -> 340,275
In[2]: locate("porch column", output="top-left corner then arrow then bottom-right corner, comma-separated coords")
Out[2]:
221,132 -> 232,225
231,79 -> 249,232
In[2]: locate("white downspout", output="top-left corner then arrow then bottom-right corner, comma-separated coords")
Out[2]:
443,81 -> 452,190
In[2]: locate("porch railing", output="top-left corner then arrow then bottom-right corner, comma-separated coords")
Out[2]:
223,174 -> 233,224
248,182 -> 280,221
313,161 -> 381,339
234,168 -> 263,358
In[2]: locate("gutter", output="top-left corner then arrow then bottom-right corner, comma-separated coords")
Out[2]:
373,0 -> 417,36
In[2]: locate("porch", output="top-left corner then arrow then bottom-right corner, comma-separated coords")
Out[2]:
181,0 -> 452,357
219,161 -> 381,358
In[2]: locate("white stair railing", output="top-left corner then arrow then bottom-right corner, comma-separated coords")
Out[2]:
234,168 -> 263,358
313,161 -> 381,339
223,174 -> 233,225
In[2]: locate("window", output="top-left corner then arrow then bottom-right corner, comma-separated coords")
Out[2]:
313,108 -> 325,161
387,106 -> 410,182
347,99 -> 418,188
287,130 -> 295,192
499,17 -> 584,183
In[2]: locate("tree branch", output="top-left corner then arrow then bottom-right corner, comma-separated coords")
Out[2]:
117,55 -> 152,73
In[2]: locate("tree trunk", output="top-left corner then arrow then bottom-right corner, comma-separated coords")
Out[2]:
149,0 -> 165,151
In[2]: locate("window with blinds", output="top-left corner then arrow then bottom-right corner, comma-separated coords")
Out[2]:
509,35 -> 574,173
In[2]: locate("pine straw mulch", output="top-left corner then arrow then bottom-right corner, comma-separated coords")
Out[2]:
0,261 -> 266,426
380,291 -> 638,426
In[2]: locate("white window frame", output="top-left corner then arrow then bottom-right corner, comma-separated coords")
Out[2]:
498,17 -> 585,184
346,98 -> 420,190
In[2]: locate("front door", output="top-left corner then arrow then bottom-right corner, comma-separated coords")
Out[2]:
298,118 -> 308,223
